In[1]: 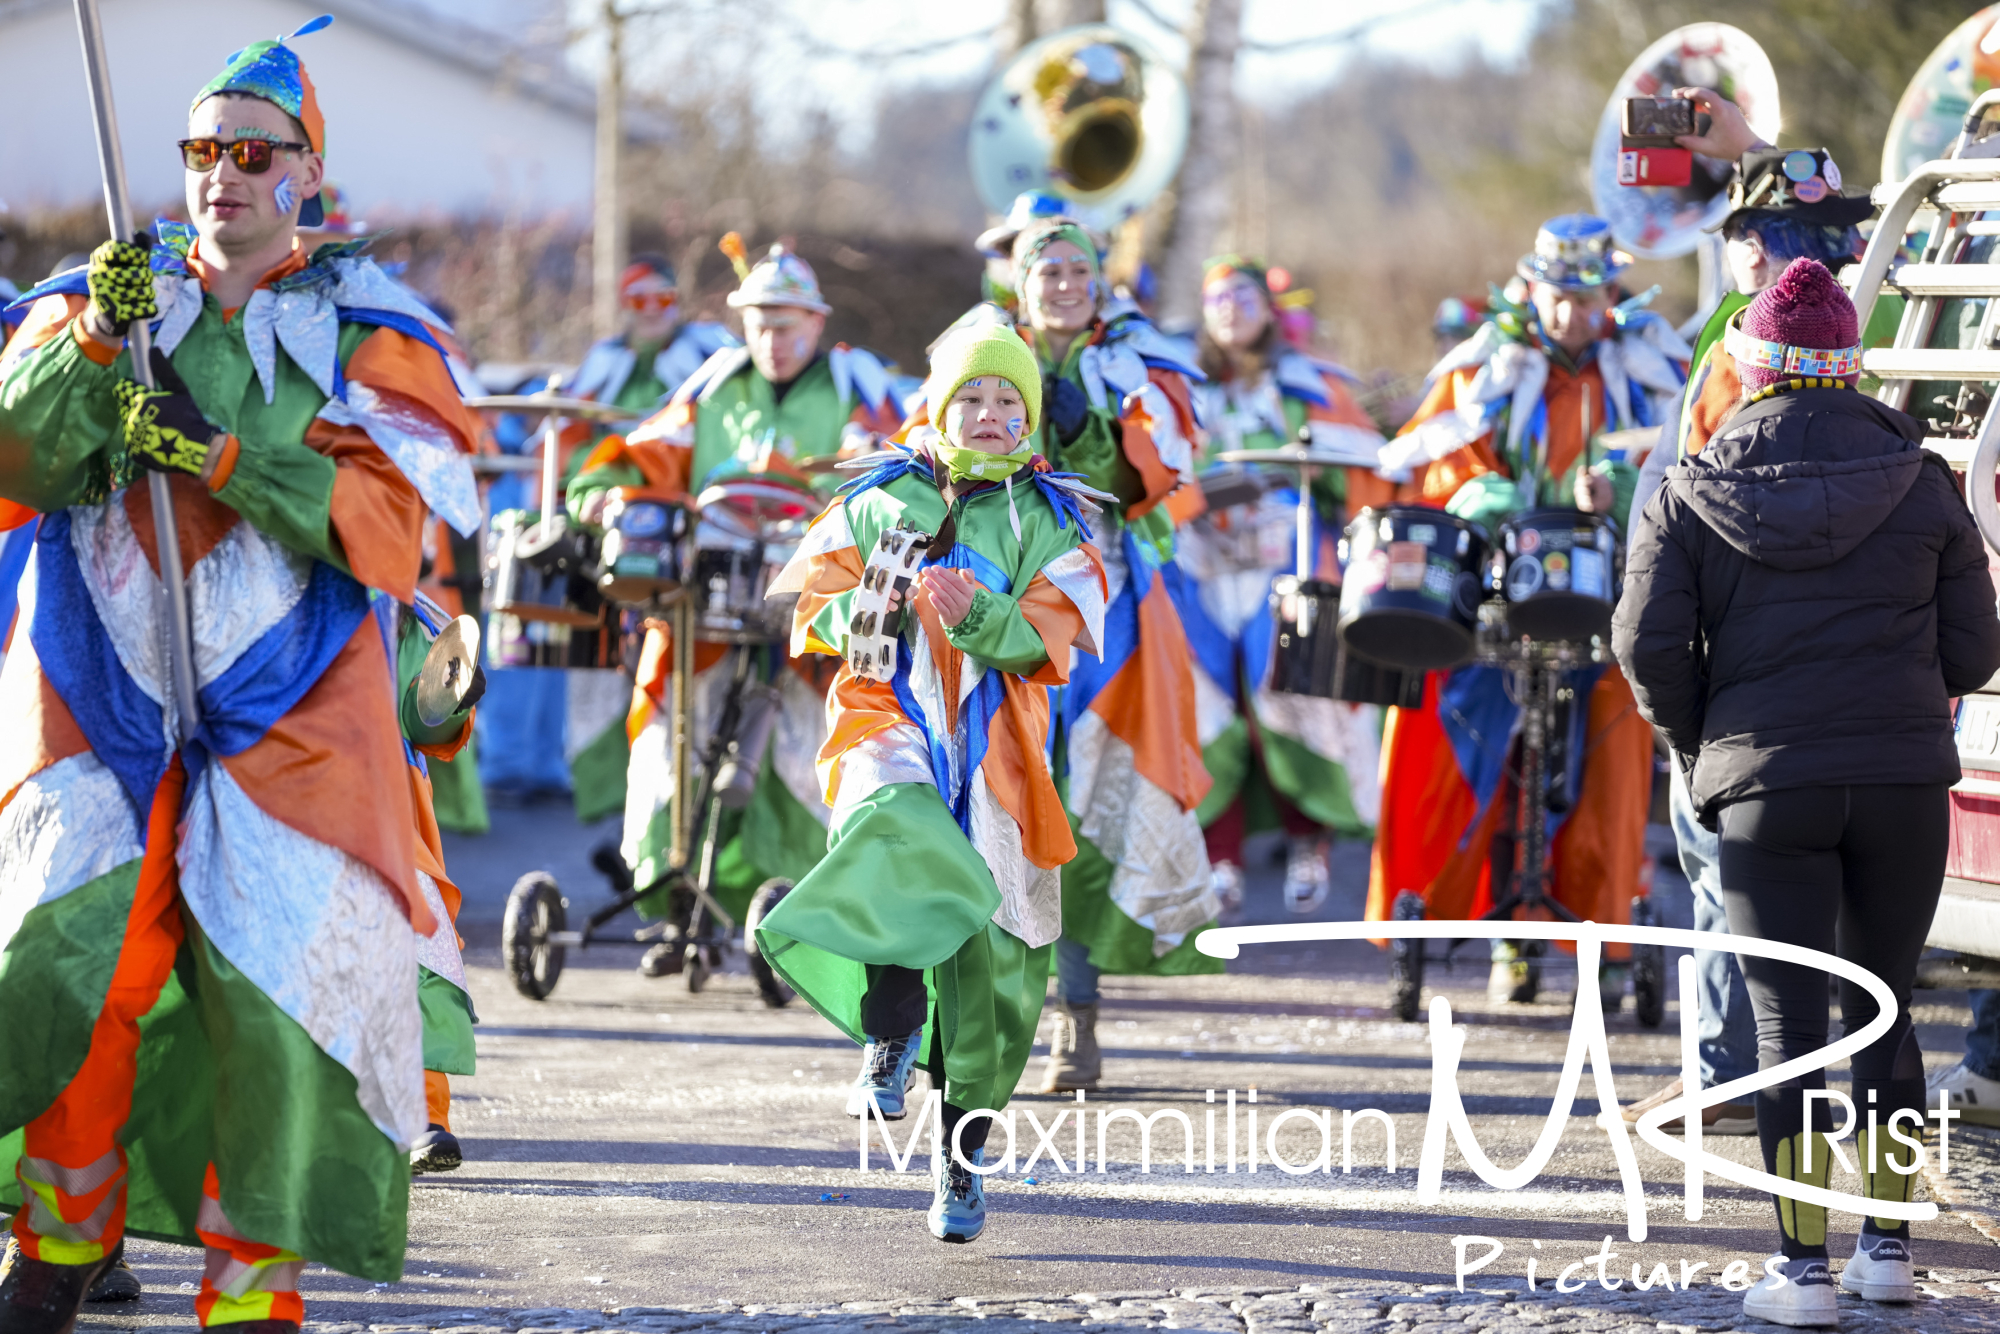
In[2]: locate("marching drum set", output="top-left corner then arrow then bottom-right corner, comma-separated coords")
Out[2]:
1230,429 -> 1665,1026
468,390 -> 830,1004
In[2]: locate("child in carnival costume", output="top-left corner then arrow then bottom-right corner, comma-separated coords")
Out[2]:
0,18 -> 486,1330
568,242 -> 902,974
1366,214 -> 1686,1004
1007,219 -> 1216,1094
1172,255 -> 1393,918
755,323 -> 1108,1243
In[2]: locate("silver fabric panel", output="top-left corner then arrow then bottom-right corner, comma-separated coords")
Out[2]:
1039,548 -> 1106,659
970,772 -> 1062,949
771,668 -> 832,828
1065,711 -> 1217,955
1098,531 -> 1130,607
317,383 -> 480,538
831,723 -> 935,815
153,276 -> 206,358
0,753 -> 145,954
187,521 -> 313,685
271,288 -> 343,401
412,869 -> 469,992
178,763 -> 425,1150
1252,689 -> 1384,829
1192,660 -> 1238,749
326,260 -> 455,335
68,500 -> 168,710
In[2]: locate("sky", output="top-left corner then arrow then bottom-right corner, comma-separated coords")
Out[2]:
518,0 -> 1551,150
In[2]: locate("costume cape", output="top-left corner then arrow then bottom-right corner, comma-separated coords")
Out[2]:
755,445 -> 1105,1111
0,226 -> 482,1279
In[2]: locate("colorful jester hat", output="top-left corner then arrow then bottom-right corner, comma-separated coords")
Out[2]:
191,14 -> 333,226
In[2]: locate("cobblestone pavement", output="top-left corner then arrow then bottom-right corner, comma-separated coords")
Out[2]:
65,806 -> 2000,1334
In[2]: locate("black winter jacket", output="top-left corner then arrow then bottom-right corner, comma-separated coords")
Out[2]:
1612,388 -> 2000,824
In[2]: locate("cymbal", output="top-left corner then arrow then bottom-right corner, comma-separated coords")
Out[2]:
1198,467 -> 1267,511
1218,443 -> 1383,469
415,614 -> 482,729
697,477 -> 822,531
462,394 -> 642,424
469,455 -> 546,474
793,451 -> 882,475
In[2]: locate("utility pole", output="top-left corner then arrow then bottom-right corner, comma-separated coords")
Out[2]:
1037,0 -> 1105,30
591,0 -> 627,339
1156,0 -> 1242,331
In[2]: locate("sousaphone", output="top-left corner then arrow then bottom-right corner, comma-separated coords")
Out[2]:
1882,6 -> 2000,185
1589,24 -> 1780,331
968,23 -> 1189,228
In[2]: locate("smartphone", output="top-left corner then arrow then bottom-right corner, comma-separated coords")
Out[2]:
1623,97 -> 1695,141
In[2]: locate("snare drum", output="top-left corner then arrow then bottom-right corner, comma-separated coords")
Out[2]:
486,510 -> 604,627
1491,509 -> 1619,643
597,487 -> 694,606
1336,506 -> 1488,671
1331,647 -> 1426,709
689,477 -> 820,644
484,510 -> 609,668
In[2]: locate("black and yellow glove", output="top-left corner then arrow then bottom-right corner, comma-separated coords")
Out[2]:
85,236 -> 157,330
115,352 -> 218,478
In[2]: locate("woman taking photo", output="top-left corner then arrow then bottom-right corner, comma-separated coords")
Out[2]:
1615,258 -> 2000,1326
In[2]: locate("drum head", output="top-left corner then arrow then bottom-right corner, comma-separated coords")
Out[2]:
1504,596 -> 1611,645
1339,609 -> 1474,672
698,478 -> 820,539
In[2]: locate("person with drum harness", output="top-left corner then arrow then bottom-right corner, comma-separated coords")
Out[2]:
1010,219 -> 1214,1092
1171,255 -> 1392,917
0,19 -> 485,1329
566,254 -> 737,421
1368,214 -> 1687,1007
755,323 -> 1108,1243
567,243 -> 903,976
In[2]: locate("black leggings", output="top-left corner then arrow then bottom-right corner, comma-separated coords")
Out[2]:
1718,783 -> 1947,1257
858,964 -> 991,1156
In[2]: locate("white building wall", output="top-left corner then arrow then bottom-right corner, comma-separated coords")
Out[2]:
0,0 -> 595,220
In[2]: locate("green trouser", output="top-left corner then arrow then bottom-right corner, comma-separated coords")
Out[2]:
755,781 -> 1050,1113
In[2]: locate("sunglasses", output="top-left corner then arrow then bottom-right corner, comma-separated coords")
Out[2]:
178,137 -> 312,174
622,290 -> 678,315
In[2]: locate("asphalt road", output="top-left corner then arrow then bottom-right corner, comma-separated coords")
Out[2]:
72,797 -> 2000,1330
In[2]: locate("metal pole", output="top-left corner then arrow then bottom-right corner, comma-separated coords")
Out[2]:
669,598 -> 696,870
539,415 -> 562,525
73,0 -> 201,743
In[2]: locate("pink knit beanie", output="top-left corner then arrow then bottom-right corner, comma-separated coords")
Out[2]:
1736,258 -> 1860,392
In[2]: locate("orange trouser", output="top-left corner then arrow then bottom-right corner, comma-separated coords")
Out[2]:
424,1071 -> 451,1133
12,762 -> 306,1325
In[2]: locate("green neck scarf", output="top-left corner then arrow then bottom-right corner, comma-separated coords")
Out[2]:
933,440 -> 1033,484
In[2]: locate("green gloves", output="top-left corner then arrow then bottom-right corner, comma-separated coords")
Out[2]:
114,351 -> 218,478
86,237 -> 157,329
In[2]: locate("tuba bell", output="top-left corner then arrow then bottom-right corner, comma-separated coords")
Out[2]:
968,23 -> 1189,227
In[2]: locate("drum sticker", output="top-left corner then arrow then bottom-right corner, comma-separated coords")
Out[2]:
1571,547 -> 1606,599
1386,541 -> 1428,591
1408,524 -> 1437,545
1421,560 -> 1455,604
1505,555 -> 1545,600
1517,527 -> 1541,555
1543,550 -> 1571,591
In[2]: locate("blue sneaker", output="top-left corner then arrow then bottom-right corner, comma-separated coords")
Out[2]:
844,1030 -> 923,1119
928,1147 -> 986,1243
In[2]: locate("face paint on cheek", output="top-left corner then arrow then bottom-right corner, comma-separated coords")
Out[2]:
1006,417 -> 1025,441
272,172 -> 297,215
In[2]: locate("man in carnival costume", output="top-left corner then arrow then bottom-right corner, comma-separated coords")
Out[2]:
568,242 -> 902,975
0,18 -> 484,1330
1367,214 -> 1686,1005
1172,255 -> 1391,918
756,322 -> 1107,1243
1622,89 -> 1881,1137
1001,218 -> 1215,1093
474,253 -> 737,825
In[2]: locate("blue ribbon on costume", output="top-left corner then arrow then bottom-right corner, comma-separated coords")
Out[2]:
1437,660 -> 1608,849
0,518 -> 41,644
886,542 -> 1010,839
32,512 -> 372,818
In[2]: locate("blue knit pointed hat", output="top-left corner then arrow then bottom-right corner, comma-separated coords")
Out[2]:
192,15 -> 333,225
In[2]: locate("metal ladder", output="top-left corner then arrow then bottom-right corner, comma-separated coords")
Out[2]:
1848,89 -> 2000,970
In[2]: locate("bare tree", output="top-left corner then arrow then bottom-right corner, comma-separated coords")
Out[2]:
1156,0 -> 1242,331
